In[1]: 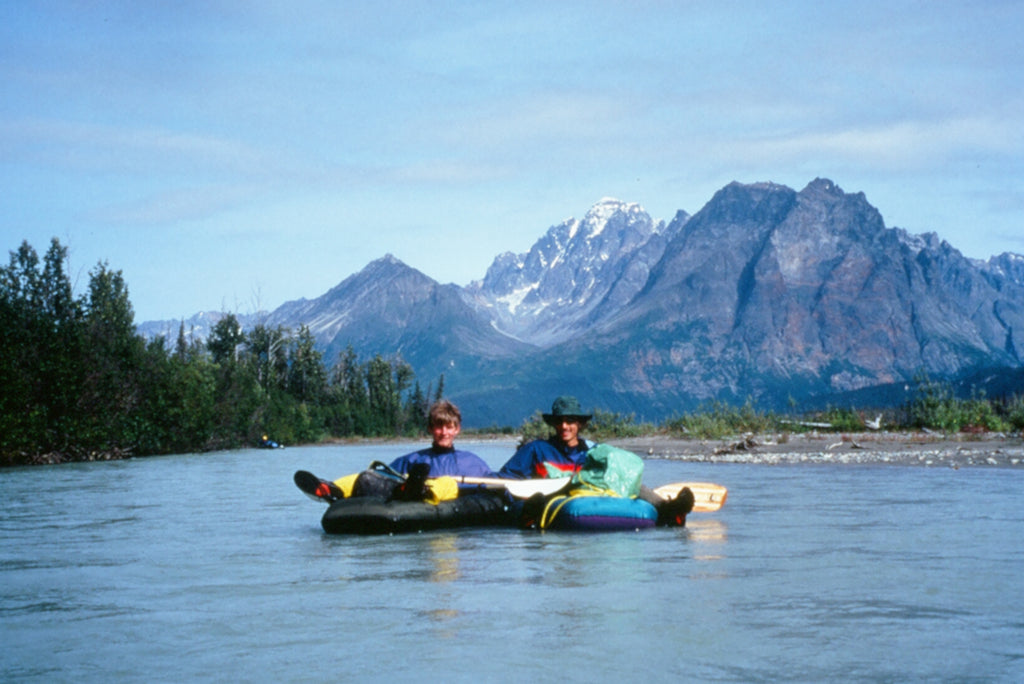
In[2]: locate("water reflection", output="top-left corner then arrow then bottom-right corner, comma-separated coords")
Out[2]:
425,535 -> 461,584
687,518 -> 728,561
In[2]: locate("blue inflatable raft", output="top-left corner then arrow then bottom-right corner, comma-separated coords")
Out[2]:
528,494 -> 658,531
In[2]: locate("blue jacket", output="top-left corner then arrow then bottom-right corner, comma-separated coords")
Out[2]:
497,437 -> 593,479
388,445 -> 496,478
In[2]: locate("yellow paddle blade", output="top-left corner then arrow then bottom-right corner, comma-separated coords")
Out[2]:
653,481 -> 728,513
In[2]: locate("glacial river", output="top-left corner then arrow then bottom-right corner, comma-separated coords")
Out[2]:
2,442 -> 1022,682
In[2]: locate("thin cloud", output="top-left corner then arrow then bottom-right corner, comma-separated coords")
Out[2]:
1,118 -> 271,175
712,117 -> 1021,170
88,183 -> 268,225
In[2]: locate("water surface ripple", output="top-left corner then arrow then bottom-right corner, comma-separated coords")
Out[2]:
2,443 -> 1022,682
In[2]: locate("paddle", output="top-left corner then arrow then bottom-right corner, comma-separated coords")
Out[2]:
296,469 -> 727,512
454,476 -> 571,498
408,476 -> 728,512
469,477 -> 728,513
653,481 -> 728,513
292,469 -> 567,502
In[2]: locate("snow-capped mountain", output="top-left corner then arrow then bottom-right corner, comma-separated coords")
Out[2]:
466,198 -> 683,345
139,179 -> 1024,425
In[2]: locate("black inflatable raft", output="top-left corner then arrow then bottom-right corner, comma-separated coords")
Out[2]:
320,491 -> 514,535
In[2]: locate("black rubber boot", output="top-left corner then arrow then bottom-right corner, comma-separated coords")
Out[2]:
391,462 -> 431,501
294,470 -> 344,503
657,486 -> 695,527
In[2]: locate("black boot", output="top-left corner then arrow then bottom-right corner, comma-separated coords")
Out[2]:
658,486 -> 694,527
294,470 -> 344,503
392,462 -> 431,501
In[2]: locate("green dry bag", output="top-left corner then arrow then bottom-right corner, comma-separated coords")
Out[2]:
571,444 -> 644,498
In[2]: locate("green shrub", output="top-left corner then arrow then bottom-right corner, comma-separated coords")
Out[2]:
816,407 -> 867,432
1003,396 -> 1024,431
587,409 -> 652,439
664,399 -> 773,439
906,378 -> 1009,433
517,411 -> 550,444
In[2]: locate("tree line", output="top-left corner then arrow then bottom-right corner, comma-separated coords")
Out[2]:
517,388 -> 1024,443
6,239 -> 1021,468
1,239 -> 440,466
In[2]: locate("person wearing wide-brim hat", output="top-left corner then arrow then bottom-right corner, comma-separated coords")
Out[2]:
498,395 -> 595,479
499,395 -> 695,526
542,395 -> 592,426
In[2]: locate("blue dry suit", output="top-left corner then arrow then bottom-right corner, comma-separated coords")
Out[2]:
388,445 -> 496,478
497,437 -> 594,479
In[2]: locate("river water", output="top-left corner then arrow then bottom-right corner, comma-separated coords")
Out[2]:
2,441 -> 1022,682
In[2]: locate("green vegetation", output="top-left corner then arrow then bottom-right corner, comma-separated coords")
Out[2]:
508,383 -> 1023,445
654,381 -> 1023,440
4,239 -> 1022,467
663,400 -> 774,439
654,382 -> 1023,440
903,376 -> 1010,433
519,383 -> 1023,444
1,239 -> 440,466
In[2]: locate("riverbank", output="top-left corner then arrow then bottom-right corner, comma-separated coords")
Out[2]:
611,431 -> 1024,469
334,430 -> 1024,469
11,430 -> 1022,469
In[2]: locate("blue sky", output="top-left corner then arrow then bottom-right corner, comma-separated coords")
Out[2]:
3,1 -> 1022,323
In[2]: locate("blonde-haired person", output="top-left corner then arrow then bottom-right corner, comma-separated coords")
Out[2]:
387,399 -> 495,477
295,399 -> 494,503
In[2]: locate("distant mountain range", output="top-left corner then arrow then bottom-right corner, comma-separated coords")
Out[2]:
139,178 -> 1024,427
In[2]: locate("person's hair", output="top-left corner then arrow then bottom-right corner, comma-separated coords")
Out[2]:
427,399 -> 461,429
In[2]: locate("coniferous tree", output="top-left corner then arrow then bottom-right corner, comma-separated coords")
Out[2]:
0,240 -> 85,457
2,239 -> 444,463
287,325 -> 327,402
329,345 -> 367,435
79,261 -> 144,452
406,381 -> 429,434
175,321 -> 188,361
248,323 -> 289,391
207,314 -> 245,364
434,374 -> 445,403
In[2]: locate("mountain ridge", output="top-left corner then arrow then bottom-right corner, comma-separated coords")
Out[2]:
138,178 -> 1024,426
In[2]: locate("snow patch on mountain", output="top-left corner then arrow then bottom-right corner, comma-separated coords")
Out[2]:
497,283 -> 538,314
466,196 -> 671,345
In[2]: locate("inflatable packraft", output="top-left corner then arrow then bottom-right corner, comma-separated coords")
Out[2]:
519,494 -> 659,531
320,491 -> 513,535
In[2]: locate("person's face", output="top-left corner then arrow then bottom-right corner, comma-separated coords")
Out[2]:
552,418 -> 580,447
431,421 -> 460,449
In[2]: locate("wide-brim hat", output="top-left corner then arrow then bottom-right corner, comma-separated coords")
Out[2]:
542,395 -> 592,425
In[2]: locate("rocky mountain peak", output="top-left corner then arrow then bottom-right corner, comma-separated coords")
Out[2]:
468,197 -> 669,344
579,197 -> 649,236
801,177 -> 845,198
138,179 -> 1024,425
985,252 -> 1024,288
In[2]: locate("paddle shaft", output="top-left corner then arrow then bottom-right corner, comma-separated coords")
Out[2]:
461,476 -> 727,512
455,476 -> 570,498
297,470 -> 726,512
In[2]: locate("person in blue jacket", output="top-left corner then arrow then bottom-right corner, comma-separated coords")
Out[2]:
498,396 -> 594,479
294,399 -> 494,503
501,395 -> 695,527
388,399 -> 495,477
